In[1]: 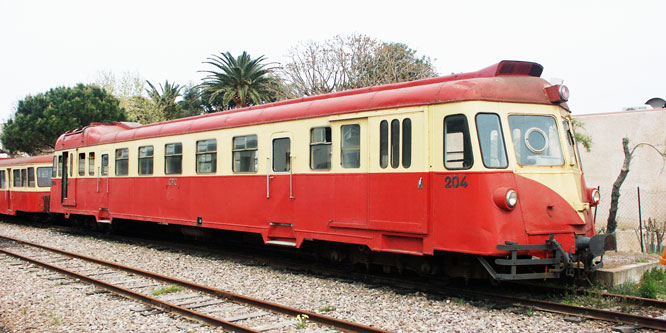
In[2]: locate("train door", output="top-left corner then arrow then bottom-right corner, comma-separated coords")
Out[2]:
6,168 -> 12,212
61,150 -> 77,207
266,132 -> 296,245
98,151 -> 110,214
61,152 -> 67,202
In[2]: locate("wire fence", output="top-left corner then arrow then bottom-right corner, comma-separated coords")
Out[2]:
594,186 -> 666,253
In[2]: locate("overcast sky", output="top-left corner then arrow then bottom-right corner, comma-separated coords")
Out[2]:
1,0 -> 664,122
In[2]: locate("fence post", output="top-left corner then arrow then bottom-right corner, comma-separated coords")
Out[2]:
638,186 -> 644,253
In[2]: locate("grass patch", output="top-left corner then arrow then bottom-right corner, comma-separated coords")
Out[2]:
317,305 -> 336,312
50,312 -> 63,326
151,285 -> 184,296
609,267 -> 666,299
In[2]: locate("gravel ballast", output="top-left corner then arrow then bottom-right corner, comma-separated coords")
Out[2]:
0,221 -> 617,332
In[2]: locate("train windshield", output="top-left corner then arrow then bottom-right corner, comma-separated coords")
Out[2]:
508,115 -> 564,166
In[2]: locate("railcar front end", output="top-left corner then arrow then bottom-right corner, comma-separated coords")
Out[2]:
431,99 -> 615,280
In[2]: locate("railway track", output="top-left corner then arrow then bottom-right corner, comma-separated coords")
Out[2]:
0,234 -> 387,333
508,281 -> 666,310
80,227 -> 666,331
4,222 -> 666,331
84,226 -> 666,331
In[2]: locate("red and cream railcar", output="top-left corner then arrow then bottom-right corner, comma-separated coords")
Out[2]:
0,155 -> 53,215
49,61 -> 614,280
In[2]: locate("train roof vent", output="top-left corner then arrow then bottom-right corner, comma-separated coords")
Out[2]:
495,61 -> 543,77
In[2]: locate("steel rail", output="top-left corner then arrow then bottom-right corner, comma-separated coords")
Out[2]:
441,287 -> 666,331
0,234 -> 387,333
46,226 -> 666,330
509,281 -> 666,310
0,243 -> 258,332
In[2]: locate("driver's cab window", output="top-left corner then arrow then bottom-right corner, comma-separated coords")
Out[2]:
444,114 -> 473,170
508,115 -> 563,166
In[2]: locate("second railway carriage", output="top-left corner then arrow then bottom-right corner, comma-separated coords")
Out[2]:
0,155 -> 53,215
49,60 -> 614,280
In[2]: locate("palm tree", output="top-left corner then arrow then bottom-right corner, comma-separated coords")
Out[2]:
145,80 -> 183,120
200,51 -> 276,109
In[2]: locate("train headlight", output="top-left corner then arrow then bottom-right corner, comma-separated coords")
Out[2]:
545,84 -> 569,103
494,187 -> 518,211
506,190 -> 518,208
590,188 -> 600,206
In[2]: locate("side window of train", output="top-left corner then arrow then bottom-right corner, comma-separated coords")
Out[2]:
37,167 -> 51,187
0,170 -> 5,189
69,155 -> 73,177
52,156 -> 58,178
196,139 -> 217,174
88,152 -> 95,176
21,169 -> 27,187
341,124 -> 360,168
78,153 -> 86,176
13,170 -> 20,187
233,135 -> 258,173
310,127 -> 331,170
476,113 -> 508,168
380,119 -> 412,169
138,145 -> 154,175
101,154 -> 109,176
165,143 -> 182,175
27,167 -> 35,187
57,155 -> 63,177
444,114 -> 473,170
115,148 -> 129,176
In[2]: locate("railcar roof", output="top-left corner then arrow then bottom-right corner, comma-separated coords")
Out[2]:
55,60 -> 564,150
0,154 -> 53,167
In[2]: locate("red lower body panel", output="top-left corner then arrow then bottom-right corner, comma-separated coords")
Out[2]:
0,190 -> 50,215
49,171 -> 589,258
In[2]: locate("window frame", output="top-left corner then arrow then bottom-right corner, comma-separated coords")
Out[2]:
379,120 -> 389,169
101,154 -> 109,176
57,155 -> 63,177
52,156 -> 58,178
13,169 -> 20,187
444,114 -> 474,170
232,135 -> 258,173
508,114 -> 564,167
340,124 -> 361,169
475,113 -> 509,169
138,145 -> 154,175
402,118 -> 412,168
310,127 -> 332,170
88,152 -> 95,176
196,139 -> 217,174
390,119 -> 400,168
27,167 -> 35,187
37,167 -> 51,187
165,142 -> 183,175
115,148 -> 129,176
78,153 -> 85,176
272,137 -> 291,172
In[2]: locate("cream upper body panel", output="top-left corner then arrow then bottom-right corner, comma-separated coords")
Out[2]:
0,162 -> 53,191
53,105 -> 429,179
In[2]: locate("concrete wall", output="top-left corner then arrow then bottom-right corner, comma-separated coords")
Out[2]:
574,108 -> 666,252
